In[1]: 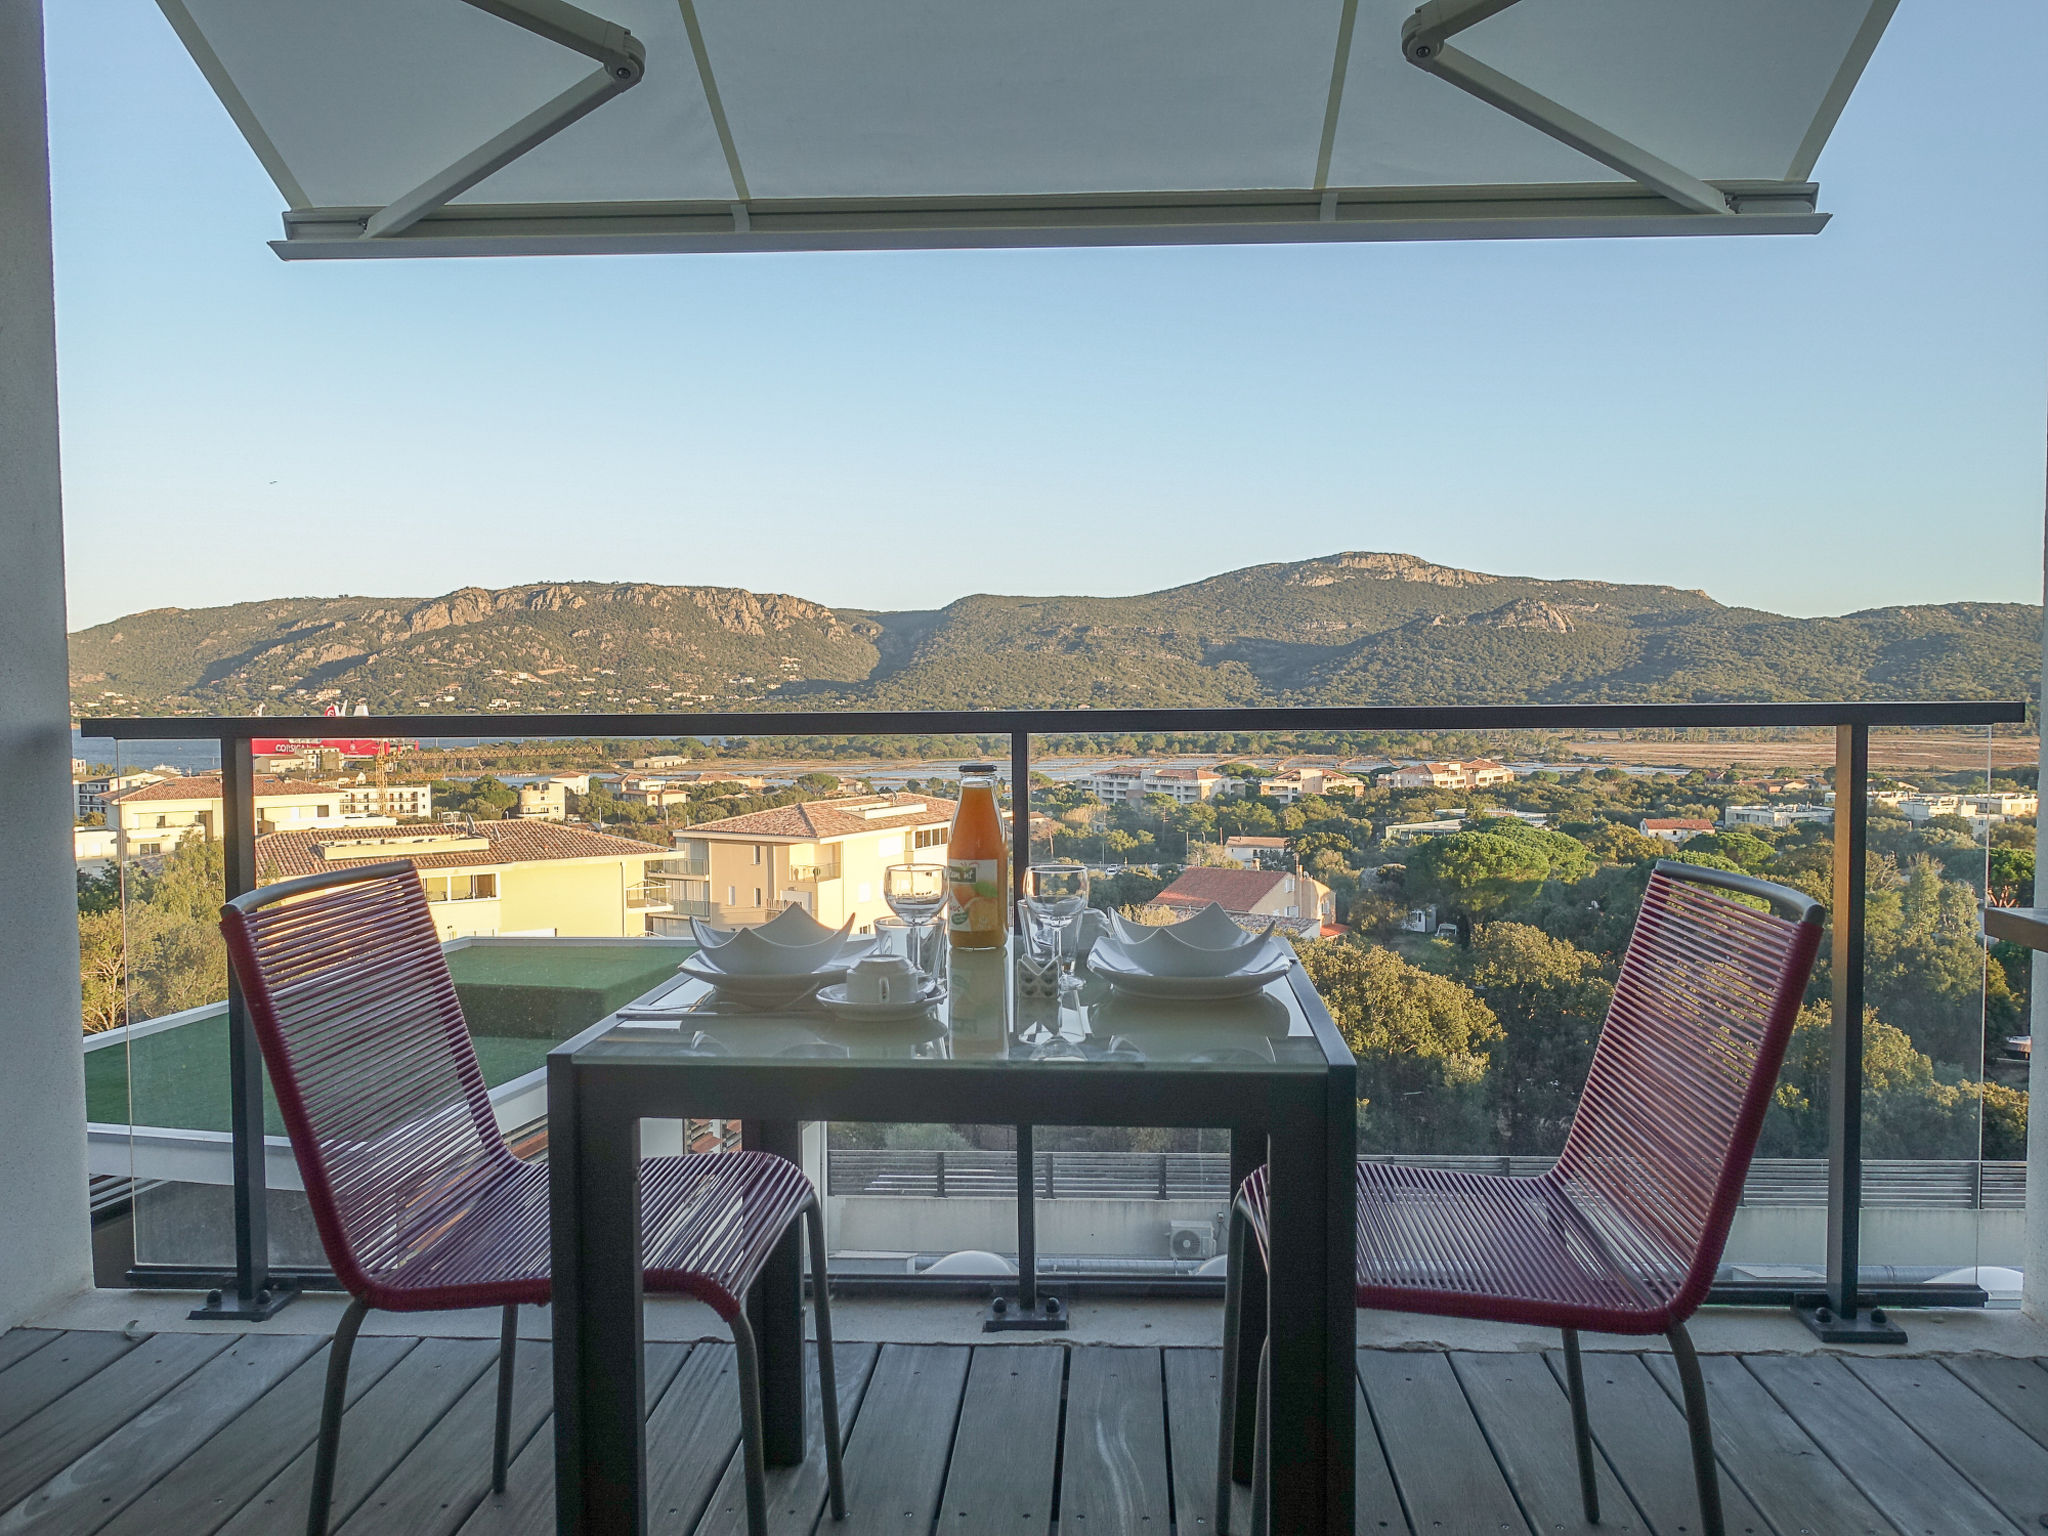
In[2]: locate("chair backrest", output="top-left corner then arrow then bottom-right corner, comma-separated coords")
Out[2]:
1553,861 -> 1823,1317
219,862 -> 513,1298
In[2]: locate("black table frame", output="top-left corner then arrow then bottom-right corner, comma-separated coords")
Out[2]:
547,962 -> 1357,1535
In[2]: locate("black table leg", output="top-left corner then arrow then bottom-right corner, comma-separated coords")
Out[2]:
1265,1082 -> 1354,1536
743,1117 -> 807,1465
1228,1127 -> 1267,1484
551,1061 -> 647,1536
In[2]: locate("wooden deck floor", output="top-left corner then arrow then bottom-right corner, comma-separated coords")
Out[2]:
1,1326 -> 2045,1535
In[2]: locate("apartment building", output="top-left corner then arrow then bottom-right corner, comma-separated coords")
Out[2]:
1258,767 -> 1366,804
1640,817 -> 1714,844
1724,803 -> 1834,830
1222,835 -> 1290,868
650,792 -> 955,933
254,820 -> 671,940
615,776 -> 693,808
516,780 -> 569,820
1150,865 -> 1335,935
1077,764 -> 1226,805
334,781 -> 433,819
1379,759 -> 1515,791
103,774 -> 392,858
74,769 -> 165,821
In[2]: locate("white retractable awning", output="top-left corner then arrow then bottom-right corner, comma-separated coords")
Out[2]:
157,0 -> 1897,260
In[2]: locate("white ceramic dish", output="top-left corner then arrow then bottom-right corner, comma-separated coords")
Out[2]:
815,979 -> 947,1020
687,906 -> 858,975
1104,902 -> 1281,977
677,938 -> 874,1002
1085,946 -> 1293,1000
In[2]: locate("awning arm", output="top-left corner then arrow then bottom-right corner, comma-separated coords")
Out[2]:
362,0 -> 645,240
1402,0 -> 1734,217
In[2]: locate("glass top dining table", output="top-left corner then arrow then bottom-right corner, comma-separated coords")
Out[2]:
545,937 -> 1359,1536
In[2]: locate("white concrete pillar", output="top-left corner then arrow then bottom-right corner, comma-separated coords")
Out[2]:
0,0 -> 93,1327
2029,436 -> 2048,1318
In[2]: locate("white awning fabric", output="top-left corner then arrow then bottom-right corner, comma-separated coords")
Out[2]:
157,0 -> 1898,260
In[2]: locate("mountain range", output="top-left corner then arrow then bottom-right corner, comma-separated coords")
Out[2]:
69,552 -> 2039,717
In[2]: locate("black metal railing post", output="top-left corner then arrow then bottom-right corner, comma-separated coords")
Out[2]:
191,734 -> 294,1319
1799,723 -> 1904,1341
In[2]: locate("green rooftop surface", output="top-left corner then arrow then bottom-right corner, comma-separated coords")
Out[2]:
86,942 -> 688,1135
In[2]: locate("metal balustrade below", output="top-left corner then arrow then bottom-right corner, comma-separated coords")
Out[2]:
827,1149 -> 2028,1210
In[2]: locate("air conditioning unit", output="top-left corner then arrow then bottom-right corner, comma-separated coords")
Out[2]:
1168,1220 -> 1217,1261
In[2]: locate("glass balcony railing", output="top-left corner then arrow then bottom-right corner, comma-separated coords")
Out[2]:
79,705 -> 2029,1327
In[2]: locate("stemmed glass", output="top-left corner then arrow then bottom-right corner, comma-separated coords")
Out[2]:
882,863 -> 948,987
1023,863 -> 1090,993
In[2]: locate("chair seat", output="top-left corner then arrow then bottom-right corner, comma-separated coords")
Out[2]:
359,1149 -> 813,1321
1236,1160 -> 1687,1336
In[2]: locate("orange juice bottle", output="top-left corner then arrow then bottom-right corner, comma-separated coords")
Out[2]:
947,762 -> 1009,949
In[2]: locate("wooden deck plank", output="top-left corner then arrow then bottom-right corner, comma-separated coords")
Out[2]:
1643,1353 -> 1894,1536
0,1332 -> 59,1375
452,1342 -> 690,1536
692,1342 -> 881,1536
334,1338 -> 556,1536
640,1341 -> 744,1534
1744,1355 -> 2021,1536
1356,1349 -> 1525,1535
214,1337 -> 495,1536
1161,1348 -> 1248,1536
1941,1357 -> 2048,1452
829,1343 -> 971,1536
0,1332 -> 232,1512
934,1345 -> 1064,1535
1350,1371 -> 1412,1536
0,1333 -> 138,1442
1452,1351 -> 1640,1535
0,1333 -> 320,1536
1840,1356 -> 2048,1533
1060,1345 -> 1172,1532
98,1336 -> 417,1536
1542,1352 -> 1771,1536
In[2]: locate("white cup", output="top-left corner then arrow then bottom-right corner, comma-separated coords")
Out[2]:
845,953 -> 918,1004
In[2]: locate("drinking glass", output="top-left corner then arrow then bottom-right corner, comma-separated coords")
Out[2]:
883,863 -> 948,984
1023,862 -> 1090,991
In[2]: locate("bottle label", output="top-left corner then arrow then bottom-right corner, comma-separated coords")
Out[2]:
947,858 -> 1003,933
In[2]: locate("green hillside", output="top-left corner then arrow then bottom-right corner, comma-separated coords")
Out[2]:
69,556 -> 2039,717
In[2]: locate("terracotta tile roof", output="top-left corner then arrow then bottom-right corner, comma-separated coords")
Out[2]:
1154,866 -> 1291,909
685,793 -> 958,842
1224,836 -> 1289,849
1642,818 -> 1714,831
107,774 -> 340,804
255,818 -> 661,879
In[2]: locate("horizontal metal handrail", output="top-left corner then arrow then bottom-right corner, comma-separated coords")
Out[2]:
89,699 -> 2027,741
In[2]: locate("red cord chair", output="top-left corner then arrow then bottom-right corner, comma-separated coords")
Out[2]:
1217,861 -> 1823,1536
219,862 -> 845,1536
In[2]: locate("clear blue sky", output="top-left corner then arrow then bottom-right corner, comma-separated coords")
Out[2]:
45,1 -> 2048,631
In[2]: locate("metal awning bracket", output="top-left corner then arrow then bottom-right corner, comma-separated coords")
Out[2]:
1402,0 -> 1735,217
360,0 -> 645,240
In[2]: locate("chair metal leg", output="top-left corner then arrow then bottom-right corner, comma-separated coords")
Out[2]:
729,1306 -> 771,1536
1561,1328 -> 1599,1524
1666,1322 -> 1725,1536
492,1303 -> 518,1495
1249,1337 -> 1271,1536
804,1201 -> 848,1521
1215,1201 -> 1247,1536
307,1295 -> 370,1536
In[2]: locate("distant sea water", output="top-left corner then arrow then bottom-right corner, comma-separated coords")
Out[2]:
71,730 -> 534,776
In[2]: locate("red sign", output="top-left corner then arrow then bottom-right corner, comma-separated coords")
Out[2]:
250,738 -> 410,758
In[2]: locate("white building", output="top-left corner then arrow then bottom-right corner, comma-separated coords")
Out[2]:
516,781 -> 569,820
1641,817 -> 1714,844
1379,759 -> 1514,791
1222,835 -> 1289,867
335,781 -> 433,819
1724,803 -> 1833,830
1965,792 -> 2038,818
1078,764 -> 1226,805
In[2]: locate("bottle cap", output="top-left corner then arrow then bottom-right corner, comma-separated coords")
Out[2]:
961,762 -> 997,775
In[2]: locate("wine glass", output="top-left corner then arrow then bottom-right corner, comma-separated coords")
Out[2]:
882,863 -> 948,985
1023,863 -> 1090,992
